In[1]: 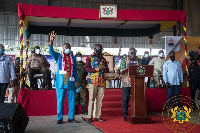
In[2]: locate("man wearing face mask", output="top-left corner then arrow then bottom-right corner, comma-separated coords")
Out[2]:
188,51 -> 200,111
75,52 -> 88,115
26,46 -> 51,90
49,31 -> 79,124
120,47 -> 141,121
141,51 -> 151,65
148,50 -> 167,88
85,44 -> 109,123
0,44 -> 16,103
141,51 -> 152,88
163,51 -> 183,109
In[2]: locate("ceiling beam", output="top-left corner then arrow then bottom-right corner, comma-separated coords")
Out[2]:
116,21 -> 127,29
67,19 -> 71,28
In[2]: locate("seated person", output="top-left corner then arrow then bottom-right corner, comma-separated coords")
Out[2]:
25,46 -> 52,90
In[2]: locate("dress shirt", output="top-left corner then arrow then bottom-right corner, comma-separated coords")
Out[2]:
0,54 -> 16,83
163,59 -> 183,85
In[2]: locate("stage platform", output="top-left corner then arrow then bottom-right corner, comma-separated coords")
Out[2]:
17,87 -> 191,116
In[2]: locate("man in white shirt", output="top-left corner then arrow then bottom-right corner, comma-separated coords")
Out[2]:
163,51 -> 183,108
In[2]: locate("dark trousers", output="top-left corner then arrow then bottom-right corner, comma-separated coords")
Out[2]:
0,83 -> 9,103
29,68 -> 51,89
167,85 -> 180,108
190,82 -> 200,108
122,87 -> 131,118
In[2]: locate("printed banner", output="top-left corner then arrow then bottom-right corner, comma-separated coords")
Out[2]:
164,36 -> 182,57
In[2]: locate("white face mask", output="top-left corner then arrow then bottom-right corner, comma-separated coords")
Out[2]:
76,57 -> 82,62
144,54 -> 149,58
64,49 -> 71,54
35,49 -> 40,54
158,53 -> 164,57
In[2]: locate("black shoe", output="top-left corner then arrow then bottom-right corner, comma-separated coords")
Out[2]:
57,120 -> 63,124
81,111 -> 88,115
68,119 -> 78,123
87,118 -> 92,123
95,117 -> 105,122
124,117 -> 126,121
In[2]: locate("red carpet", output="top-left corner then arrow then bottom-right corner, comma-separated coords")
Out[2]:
101,87 -> 191,116
17,87 -> 190,116
87,116 -> 200,133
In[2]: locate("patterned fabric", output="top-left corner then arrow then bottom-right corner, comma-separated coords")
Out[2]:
120,57 -> 141,87
75,86 -> 87,106
76,61 -> 87,84
75,61 -> 87,106
0,54 -> 16,83
26,53 -> 50,69
85,54 -> 108,87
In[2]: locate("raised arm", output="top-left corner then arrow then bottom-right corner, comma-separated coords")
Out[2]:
48,31 -> 59,61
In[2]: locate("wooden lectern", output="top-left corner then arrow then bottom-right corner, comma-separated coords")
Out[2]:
122,65 -> 154,124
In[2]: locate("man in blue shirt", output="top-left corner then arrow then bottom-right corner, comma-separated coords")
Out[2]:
0,44 -> 16,103
163,51 -> 183,108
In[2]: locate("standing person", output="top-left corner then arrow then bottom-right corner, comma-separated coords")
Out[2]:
148,50 -> 167,88
120,47 -> 141,121
49,31 -> 79,124
141,51 -> 151,65
75,52 -> 88,115
163,51 -> 183,109
8,57 -> 20,103
85,44 -> 109,123
26,46 -> 52,90
188,51 -> 200,110
141,51 -> 152,88
0,44 -> 16,103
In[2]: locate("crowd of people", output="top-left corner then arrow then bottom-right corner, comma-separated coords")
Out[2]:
0,31 -> 199,124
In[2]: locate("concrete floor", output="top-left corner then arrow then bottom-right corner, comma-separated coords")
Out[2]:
25,112 -> 200,133
25,115 -> 102,133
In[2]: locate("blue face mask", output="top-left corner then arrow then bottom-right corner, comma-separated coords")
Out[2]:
0,49 -> 4,54
76,57 -> 82,62
64,49 -> 71,54
144,54 -> 149,58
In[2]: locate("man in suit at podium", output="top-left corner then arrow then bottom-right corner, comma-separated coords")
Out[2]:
120,47 -> 141,121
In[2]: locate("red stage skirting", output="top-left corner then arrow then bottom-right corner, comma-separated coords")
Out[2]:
17,87 -> 191,116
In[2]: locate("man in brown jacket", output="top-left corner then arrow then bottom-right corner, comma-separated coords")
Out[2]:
26,46 -> 51,90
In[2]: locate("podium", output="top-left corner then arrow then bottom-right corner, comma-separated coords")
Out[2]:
122,65 -> 154,124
